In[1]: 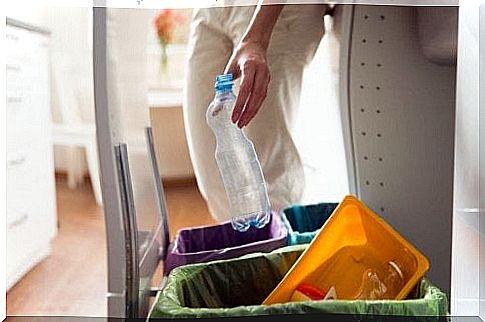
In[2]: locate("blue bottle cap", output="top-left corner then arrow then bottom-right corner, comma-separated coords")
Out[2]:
215,73 -> 233,92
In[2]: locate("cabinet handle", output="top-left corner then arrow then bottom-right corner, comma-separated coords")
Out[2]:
7,97 -> 22,104
7,154 -> 26,167
6,64 -> 21,72
7,213 -> 29,230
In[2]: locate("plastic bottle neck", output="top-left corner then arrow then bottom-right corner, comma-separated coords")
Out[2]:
215,88 -> 234,97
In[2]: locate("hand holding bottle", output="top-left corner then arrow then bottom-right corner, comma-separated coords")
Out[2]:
225,41 -> 270,128
224,3 -> 284,128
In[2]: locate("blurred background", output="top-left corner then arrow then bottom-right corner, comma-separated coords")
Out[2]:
5,3 -> 348,317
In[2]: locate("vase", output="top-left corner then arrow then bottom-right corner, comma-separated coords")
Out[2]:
159,43 -> 172,88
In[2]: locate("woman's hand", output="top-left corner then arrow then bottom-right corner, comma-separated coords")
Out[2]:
224,41 -> 270,128
223,3 -> 283,128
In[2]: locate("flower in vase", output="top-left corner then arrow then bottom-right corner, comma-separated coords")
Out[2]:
154,9 -> 183,72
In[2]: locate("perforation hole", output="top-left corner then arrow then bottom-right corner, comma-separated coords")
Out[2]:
362,39 -> 367,43
360,85 -> 365,89
364,15 -> 369,19
361,131 -> 367,136
361,108 -> 365,112
378,40 -> 383,44
364,156 -> 368,160
378,157 -> 383,162
377,63 -> 382,67
361,62 -> 366,66
376,86 -> 381,90
366,180 -> 370,185
377,133 -> 382,138
376,109 -> 381,114
380,15 -> 386,20
379,182 -> 384,187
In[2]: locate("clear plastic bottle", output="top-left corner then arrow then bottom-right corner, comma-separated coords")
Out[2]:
354,260 -> 405,300
382,260 -> 405,298
206,74 -> 271,232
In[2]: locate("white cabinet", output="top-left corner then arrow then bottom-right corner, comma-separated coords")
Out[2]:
451,1 -> 484,318
6,19 -> 57,290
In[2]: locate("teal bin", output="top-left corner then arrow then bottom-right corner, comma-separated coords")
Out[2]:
280,202 -> 338,245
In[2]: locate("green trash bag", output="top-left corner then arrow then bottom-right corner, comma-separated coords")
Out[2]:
148,245 -> 448,319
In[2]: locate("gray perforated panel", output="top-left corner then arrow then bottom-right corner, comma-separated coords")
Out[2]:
345,6 -> 456,297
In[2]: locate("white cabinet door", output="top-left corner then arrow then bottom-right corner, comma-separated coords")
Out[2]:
451,0 -> 483,318
6,22 -> 57,290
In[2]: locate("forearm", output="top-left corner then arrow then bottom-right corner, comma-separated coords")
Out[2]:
241,2 -> 284,50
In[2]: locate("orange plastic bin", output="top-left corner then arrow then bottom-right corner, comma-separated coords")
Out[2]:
263,195 -> 430,305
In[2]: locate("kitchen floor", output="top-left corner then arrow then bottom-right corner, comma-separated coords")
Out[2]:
6,175 -> 213,317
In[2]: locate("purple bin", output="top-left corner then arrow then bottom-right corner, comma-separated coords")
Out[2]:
163,211 -> 288,275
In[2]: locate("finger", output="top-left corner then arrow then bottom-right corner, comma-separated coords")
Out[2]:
224,58 -> 240,80
237,88 -> 266,128
237,69 -> 269,127
237,68 -> 267,127
232,66 -> 255,124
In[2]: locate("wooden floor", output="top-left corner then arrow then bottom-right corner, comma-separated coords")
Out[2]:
6,175 -> 214,317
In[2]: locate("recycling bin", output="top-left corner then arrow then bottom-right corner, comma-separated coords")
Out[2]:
149,244 -> 448,319
163,211 -> 288,275
280,202 -> 338,245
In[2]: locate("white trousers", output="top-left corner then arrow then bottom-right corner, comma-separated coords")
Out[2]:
183,5 -> 328,222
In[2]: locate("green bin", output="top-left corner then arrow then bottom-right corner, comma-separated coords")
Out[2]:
148,245 -> 448,319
